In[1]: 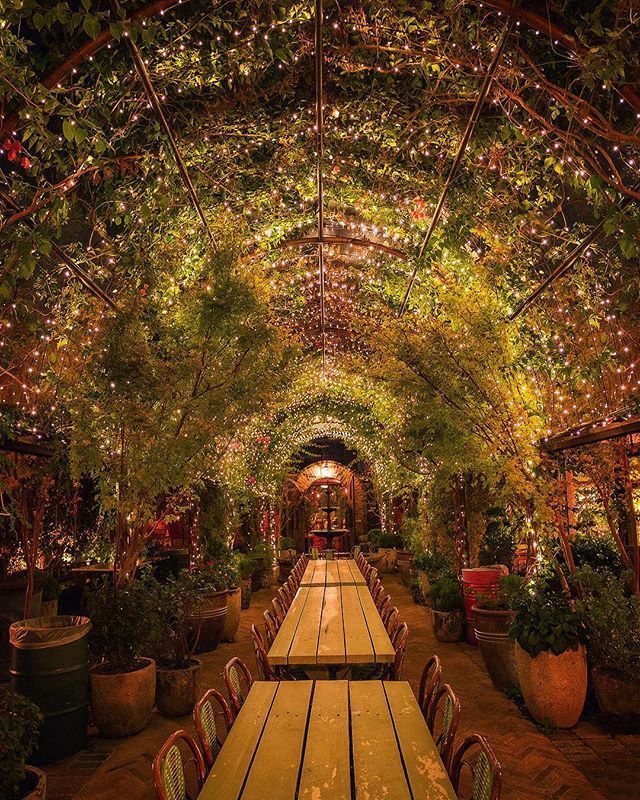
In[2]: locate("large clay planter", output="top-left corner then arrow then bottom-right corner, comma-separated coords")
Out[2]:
240,578 -> 252,610
592,667 -> 640,716
90,657 -> 156,737
397,550 -> 414,586
472,606 -> 517,691
21,766 -> 46,800
156,659 -> 201,717
462,566 -> 507,646
222,587 -> 241,643
431,609 -> 463,643
188,589 -> 227,654
377,547 -> 397,574
516,644 -> 587,728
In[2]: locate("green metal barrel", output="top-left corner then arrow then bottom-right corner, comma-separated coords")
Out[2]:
10,616 -> 91,764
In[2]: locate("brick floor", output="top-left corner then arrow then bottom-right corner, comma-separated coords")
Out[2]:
42,576 -> 639,800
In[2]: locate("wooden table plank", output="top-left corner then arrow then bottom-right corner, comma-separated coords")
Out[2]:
317,585 -> 346,665
241,682 -> 313,800
310,561 -> 327,586
300,561 -> 317,586
288,585 -> 325,665
384,682 -> 456,800
350,681 -> 412,800
341,585 -> 375,664
299,681 -> 351,800
325,560 -> 340,585
357,584 -> 395,663
347,560 -> 367,585
269,586 -> 311,665
200,681 -> 278,800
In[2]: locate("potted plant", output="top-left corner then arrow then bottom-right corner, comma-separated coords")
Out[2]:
185,561 -> 229,653
478,507 -> 516,571
152,574 -> 203,717
575,567 -> 640,716
472,574 -> 522,690
222,554 -> 242,643
86,576 -> 158,738
238,555 -> 255,609
250,539 -> 275,590
428,577 -> 463,642
379,531 -> 405,575
413,549 -> 451,596
0,690 -> 44,800
511,576 -> 587,728
39,577 -> 60,618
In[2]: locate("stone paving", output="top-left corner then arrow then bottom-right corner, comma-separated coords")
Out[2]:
43,576 -> 639,800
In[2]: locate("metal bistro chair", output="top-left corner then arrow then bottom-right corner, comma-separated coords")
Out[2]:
263,608 -> 278,646
450,734 -> 502,800
383,606 -> 400,639
310,546 -> 319,560
427,684 -> 462,772
251,623 -> 277,681
278,585 -> 293,611
387,621 -> 409,680
272,596 -> 287,626
378,594 -> 391,618
193,689 -> 233,771
153,730 -> 206,800
418,655 -> 442,721
367,567 -> 378,590
224,657 -> 254,718
371,579 -> 384,603
351,545 -> 362,560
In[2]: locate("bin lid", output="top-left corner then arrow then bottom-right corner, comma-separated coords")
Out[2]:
9,615 -> 91,649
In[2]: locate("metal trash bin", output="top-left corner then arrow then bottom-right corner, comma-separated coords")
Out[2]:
10,615 -> 91,764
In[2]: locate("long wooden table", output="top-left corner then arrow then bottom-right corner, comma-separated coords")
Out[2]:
268,582 -> 394,668
299,558 -> 367,587
200,680 -> 456,800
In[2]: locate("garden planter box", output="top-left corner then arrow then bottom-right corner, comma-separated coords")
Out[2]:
20,766 -> 46,800
516,643 -> 587,728
222,587 -> 241,643
461,566 -> 507,645
156,658 -> 201,717
90,657 -> 156,738
188,589 -> 228,653
592,667 -> 640,717
472,606 -> 517,691
431,609 -> 463,642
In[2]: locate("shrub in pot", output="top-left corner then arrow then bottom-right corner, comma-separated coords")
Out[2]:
87,576 -> 159,737
429,577 -> 463,642
376,530 -> 405,574
413,549 -> 451,596
152,574 -> 203,717
478,507 -> 516,570
185,561 -> 230,653
510,576 -> 587,728
472,574 -> 522,691
238,555 -> 255,609
575,567 -> 640,716
222,555 -> 241,643
0,690 -> 44,800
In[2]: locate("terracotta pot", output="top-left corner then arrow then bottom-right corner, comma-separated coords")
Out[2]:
462,567 -> 506,646
377,547 -> 397,574
277,558 -> 293,584
472,606 -> 517,691
240,578 -> 252,610
222,587 -> 241,643
397,550 -> 414,586
90,658 -> 156,737
21,766 -> 46,800
156,658 -> 201,717
516,644 -> 587,728
592,667 -> 640,716
431,609 -> 463,643
188,589 -> 227,654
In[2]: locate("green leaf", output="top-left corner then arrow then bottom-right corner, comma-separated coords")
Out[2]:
63,119 -> 75,142
83,14 -> 101,39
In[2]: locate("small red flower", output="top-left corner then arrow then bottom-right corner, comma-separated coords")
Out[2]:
20,156 -> 31,169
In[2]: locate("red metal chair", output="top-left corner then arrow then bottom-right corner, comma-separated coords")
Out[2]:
427,684 -> 461,771
387,621 -> 409,680
371,582 -> 385,607
251,623 -> 277,681
193,689 -> 233,770
450,734 -> 502,800
367,567 -> 378,590
272,596 -> 286,626
223,657 -> 254,718
152,730 -> 205,800
378,594 -> 391,617
383,606 -> 400,638
418,655 -> 442,721
263,608 -> 278,646
278,585 -> 293,610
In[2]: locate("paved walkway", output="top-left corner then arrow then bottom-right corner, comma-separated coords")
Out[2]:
45,576 -> 639,800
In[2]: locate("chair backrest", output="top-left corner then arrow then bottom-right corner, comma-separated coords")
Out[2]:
278,585 -> 292,610
153,730 -> 206,800
351,545 -> 361,559
389,621 -> 409,680
325,549 -> 334,561
272,597 -> 286,626
378,594 -> 391,617
310,546 -> 319,559
251,623 -> 275,681
418,655 -> 442,721
427,684 -> 461,771
371,580 -> 384,602
450,734 -> 502,800
367,567 -> 378,589
263,608 -> 278,645
224,657 -> 254,717
383,606 -> 400,638
193,689 -> 233,770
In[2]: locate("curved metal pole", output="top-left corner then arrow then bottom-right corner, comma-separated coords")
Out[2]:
315,0 -> 327,376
